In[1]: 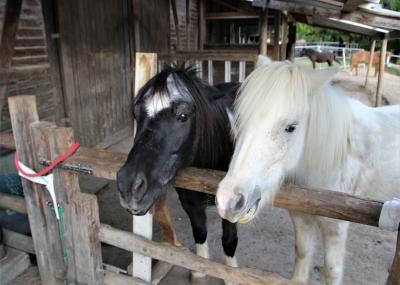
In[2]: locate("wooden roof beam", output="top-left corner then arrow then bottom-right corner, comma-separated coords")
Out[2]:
205,11 -> 259,20
342,0 -> 365,13
311,15 -> 381,37
211,0 -> 259,14
341,11 -> 400,31
265,0 -> 342,18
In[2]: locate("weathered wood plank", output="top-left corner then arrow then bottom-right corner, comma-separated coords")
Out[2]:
8,96 -> 64,285
47,126 -> 104,285
386,225 -> 400,285
158,51 -> 258,62
99,224 -> 299,285
341,11 -> 400,31
57,0 -> 133,146
0,192 -> 27,213
0,131 -> 15,149
259,8 -> 269,55
2,228 -> 35,254
37,148 -> 385,227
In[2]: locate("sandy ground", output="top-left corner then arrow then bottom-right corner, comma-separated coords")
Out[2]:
9,69 -> 400,285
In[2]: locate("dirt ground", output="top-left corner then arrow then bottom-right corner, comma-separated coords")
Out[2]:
10,69 -> 400,285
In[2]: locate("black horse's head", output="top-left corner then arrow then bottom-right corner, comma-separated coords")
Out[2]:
117,65 -> 234,215
299,48 -> 313,57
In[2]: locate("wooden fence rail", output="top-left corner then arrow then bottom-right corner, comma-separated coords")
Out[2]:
0,132 -> 385,227
99,224 -> 299,285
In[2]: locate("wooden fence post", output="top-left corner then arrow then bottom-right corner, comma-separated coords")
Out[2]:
273,11 -> 281,60
375,39 -> 388,107
8,96 -> 65,285
133,52 -> 158,282
286,20 -> 296,61
386,225 -> 400,285
364,40 -> 376,88
259,8 -> 269,56
47,126 -> 104,284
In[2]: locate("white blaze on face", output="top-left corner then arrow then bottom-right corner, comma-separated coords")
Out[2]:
145,94 -> 171,118
144,74 -> 189,118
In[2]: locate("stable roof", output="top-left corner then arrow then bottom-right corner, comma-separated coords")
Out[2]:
250,0 -> 400,39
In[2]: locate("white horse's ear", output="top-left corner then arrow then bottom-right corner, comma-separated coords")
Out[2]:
308,68 -> 338,91
255,55 -> 272,68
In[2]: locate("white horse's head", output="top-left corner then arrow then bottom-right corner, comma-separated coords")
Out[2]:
216,56 -> 339,223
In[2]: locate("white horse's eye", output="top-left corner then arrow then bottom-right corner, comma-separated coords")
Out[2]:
285,124 -> 297,133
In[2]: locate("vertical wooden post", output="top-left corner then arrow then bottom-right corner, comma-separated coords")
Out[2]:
259,8 -> 268,56
286,20 -> 297,61
171,0 -> 181,51
386,225 -> 400,285
364,40 -> 376,88
273,11 -> 281,60
8,96 -> 64,285
224,61 -> 231,82
133,53 -> 158,282
375,39 -> 388,107
199,0 -> 206,50
196,60 -> 203,79
133,0 -> 141,52
207,60 -> 213,85
239,61 -> 246,82
280,14 -> 289,60
46,126 -> 104,284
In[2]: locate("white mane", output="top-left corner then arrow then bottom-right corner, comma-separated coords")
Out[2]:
234,61 -> 352,180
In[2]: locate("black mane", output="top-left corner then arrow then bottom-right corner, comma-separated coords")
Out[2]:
135,64 -> 233,169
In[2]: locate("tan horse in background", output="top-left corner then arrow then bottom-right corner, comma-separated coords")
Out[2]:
350,50 -> 392,76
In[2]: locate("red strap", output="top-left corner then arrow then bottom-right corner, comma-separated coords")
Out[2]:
15,142 -> 80,177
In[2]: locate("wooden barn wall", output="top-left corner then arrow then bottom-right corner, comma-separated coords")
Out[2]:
138,0 -> 170,53
170,0 -> 199,50
57,0 -> 134,147
0,0 -> 55,131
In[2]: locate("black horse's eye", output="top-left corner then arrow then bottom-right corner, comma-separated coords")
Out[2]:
177,113 -> 188,122
285,124 -> 297,133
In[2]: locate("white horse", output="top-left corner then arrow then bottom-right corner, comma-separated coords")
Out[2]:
216,56 -> 400,285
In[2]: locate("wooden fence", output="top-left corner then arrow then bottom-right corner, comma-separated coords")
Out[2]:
158,50 -> 258,84
0,52 -> 399,285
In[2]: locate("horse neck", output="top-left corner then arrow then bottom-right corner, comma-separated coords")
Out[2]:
292,85 -> 353,185
192,97 -> 233,171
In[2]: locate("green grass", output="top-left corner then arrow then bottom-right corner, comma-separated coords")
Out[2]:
386,65 -> 400,76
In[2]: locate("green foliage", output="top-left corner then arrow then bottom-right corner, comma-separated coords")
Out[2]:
382,0 -> 400,11
296,23 -> 372,49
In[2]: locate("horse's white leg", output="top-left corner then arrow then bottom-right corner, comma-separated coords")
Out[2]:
320,219 -> 349,285
290,212 -> 317,283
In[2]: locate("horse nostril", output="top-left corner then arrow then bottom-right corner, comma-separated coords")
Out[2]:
132,173 -> 147,195
232,194 -> 245,211
133,177 -> 144,191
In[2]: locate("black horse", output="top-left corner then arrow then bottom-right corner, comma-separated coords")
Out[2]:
300,48 -> 340,69
117,65 -> 240,282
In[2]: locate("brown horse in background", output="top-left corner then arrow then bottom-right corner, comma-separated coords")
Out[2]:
300,48 -> 341,69
350,50 -> 393,76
